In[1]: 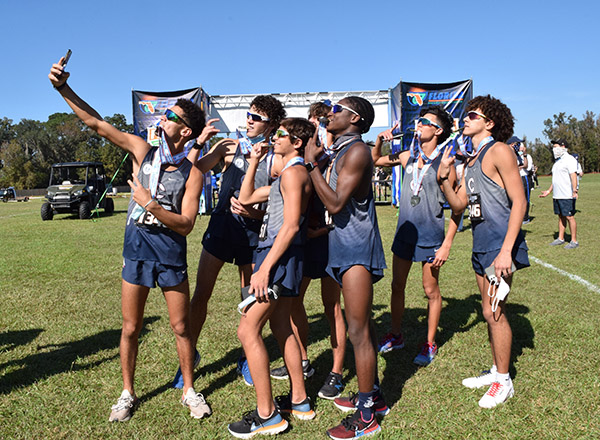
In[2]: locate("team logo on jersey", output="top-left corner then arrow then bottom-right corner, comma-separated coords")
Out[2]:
467,177 -> 475,193
234,157 -> 245,170
142,163 -> 153,175
157,183 -> 165,199
406,164 -> 413,174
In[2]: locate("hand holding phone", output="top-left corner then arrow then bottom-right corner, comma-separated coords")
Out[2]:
61,49 -> 72,67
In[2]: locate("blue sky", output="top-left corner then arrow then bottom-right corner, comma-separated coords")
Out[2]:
3,0 -> 599,143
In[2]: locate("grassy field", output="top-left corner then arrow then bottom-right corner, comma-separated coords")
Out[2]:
1,175 -> 599,439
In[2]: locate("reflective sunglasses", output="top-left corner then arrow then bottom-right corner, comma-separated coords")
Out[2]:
417,117 -> 441,129
331,103 -> 363,120
465,110 -> 488,121
247,112 -> 270,122
165,108 -> 190,128
273,129 -> 297,140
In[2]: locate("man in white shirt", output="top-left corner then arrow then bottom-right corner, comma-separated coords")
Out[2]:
539,139 -> 579,249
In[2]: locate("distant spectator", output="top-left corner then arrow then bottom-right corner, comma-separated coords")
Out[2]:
539,139 -> 579,249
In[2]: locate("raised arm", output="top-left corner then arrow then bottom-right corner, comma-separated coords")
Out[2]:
48,58 -> 149,168
237,144 -> 271,205
438,145 -> 468,213
308,140 -> 371,216
371,124 -> 407,167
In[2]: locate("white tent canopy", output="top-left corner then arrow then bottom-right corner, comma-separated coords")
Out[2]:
208,90 -> 391,134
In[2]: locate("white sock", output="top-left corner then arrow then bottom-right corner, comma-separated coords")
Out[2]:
496,372 -> 511,384
490,365 -> 498,374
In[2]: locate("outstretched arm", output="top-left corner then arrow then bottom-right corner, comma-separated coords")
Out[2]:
49,58 -> 149,169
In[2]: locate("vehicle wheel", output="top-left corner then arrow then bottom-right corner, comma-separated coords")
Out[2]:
79,201 -> 91,219
41,202 -> 54,221
104,197 -> 114,215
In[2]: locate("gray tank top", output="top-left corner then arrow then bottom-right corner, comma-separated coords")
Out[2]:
396,154 -> 445,246
465,142 -> 527,253
327,138 -> 387,271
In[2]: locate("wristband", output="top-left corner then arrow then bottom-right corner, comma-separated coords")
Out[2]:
143,198 -> 155,209
440,175 -> 449,182
192,142 -> 202,150
54,82 -> 67,91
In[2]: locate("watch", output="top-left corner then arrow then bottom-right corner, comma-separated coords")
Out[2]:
192,142 -> 202,150
305,161 -> 319,172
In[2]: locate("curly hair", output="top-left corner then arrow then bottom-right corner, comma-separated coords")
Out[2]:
420,105 -> 454,144
250,95 -> 286,133
343,96 -> 375,134
466,95 -> 514,143
280,118 -> 316,154
175,98 -> 206,139
308,102 -> 332,119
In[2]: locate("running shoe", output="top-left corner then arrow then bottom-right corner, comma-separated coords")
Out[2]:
181,387 -> 211,419
270,359 -> 315,380
478,381 -> 514,408
549,238 -> 565,246
378,332 -> 404,353
108,389 -> 139,422
172,350 -> 201,389
228,408 -> 288,438
275,394 -> 316,420
333,392 -> 390,416
318,372 -> 345,400
413,342 -> 438,366
326,410 -> 381,440
237,356 -> 254,386
462,369 -> 496,389
564,241 -> 579,249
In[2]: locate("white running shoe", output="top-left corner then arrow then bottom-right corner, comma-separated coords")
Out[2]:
182,387 -> 212,419
109,389 -> 138,422
478,381 -> 514,408
462,369 -> 496,389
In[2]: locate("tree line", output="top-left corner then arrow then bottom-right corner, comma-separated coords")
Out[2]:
526,111 -> 599,175
0,113 -> 133,189
1,110 -> 598,190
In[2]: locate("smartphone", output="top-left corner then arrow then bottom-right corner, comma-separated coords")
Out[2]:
61,49 -> 72,67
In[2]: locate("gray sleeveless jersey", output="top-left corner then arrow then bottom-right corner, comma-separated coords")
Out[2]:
257,164 -> 306,250
327,139 -> 387,272
396,154 -> 445,246
465,142 -> 528,253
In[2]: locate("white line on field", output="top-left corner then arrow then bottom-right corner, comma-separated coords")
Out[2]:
530,255 -> 600,294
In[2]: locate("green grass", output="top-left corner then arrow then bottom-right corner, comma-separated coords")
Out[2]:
1,175 -> 599,439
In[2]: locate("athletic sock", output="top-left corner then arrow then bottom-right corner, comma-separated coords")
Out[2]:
496,372 -> 511,384
357,390 -> 376,421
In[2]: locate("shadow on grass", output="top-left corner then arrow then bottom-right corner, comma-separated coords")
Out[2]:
375,294 -> 483,409
0,329 -> 43,352
0,316 -> 160,395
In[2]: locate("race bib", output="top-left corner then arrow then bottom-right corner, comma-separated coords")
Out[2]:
468,193 -> 484,222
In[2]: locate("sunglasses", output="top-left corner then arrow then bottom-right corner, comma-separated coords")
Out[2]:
417,117 -> 441,129
273,129 -> 297,140
247,112 -> 270,122
165,108 -> 190,128
465,110 -> 488,121
331,103 -> 364,120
